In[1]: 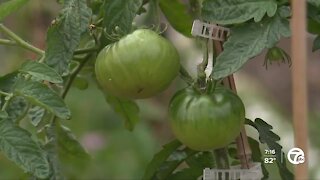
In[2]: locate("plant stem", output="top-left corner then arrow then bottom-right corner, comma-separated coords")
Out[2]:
1,93 -> 13,111
0,39 -> 16,46
73,47 -> 98,55
0,24 -> 44,55
0,90 -> 11,97
62,54 -> 92,99
197,38 -> 209,89
214,148 -> 230,169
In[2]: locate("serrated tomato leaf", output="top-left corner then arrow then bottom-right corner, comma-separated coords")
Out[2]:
56,122 -> 90,162
202,0 -> 277,25
6,96 -> 28,123
28,106 -> 46,126
159,0 -> 193,37
13,78 -> 71,120
20,61 -> 63,83
247,137 -> 269,179
0,0 -> 29,21
105,94 -> 140,131
0,120 -> 50,178
212,15 -> 290,79
102,0 -> 143,37
142,140 -> 182,180
44,0 -> 92,75
246,118 -> 294,180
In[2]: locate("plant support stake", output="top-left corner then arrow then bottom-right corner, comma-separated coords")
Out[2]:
291,0 -> 309,179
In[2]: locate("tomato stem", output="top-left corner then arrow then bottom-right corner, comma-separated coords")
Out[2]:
0,24 -> 44,55
213,148 -> 230,169
197,38 -> 209,90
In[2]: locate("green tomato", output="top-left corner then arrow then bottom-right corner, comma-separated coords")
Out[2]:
95,29 -> 180,99
169,87 -> 245,151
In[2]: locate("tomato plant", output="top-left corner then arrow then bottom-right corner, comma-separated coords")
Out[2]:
169,86 -> 245,151
0,0 -> 318,179
95,29 -> 180,99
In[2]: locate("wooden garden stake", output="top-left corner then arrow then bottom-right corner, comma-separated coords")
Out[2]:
213,40 -> 252,169
291,0 -> 309,178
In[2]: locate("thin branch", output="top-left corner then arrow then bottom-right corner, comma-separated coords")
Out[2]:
62,54 -> 92,99
197,38 -> 209,89
0,39 -> 16,46
0,90 -> 12,97
0,24 -> 44,55
73,47 -> 98,55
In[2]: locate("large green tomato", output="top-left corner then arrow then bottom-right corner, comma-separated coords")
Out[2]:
95,29 -> 180,99
169,87 -> 245,151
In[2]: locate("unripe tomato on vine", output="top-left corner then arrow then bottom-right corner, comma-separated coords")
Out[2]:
168,86 -> 245,151
95,29 -> 180,99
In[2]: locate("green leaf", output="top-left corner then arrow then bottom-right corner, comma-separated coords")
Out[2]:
56,122 -> 90,163
313,35 -> 320,51
142,140 -> 182,180
246,118 -> 294,180
0,110 -> 8,118
153,148 -> 196,179
19,61 -> 63,84
212,15 -> 290,79
201,0 -> 278,25
102,0 -> 143,36
13,78 -> 71,120
0,0 -> 29,21
0,72 -> 18,92
105,94 -> 140,131
168,167 -> 203,180
6,96 -> 28,123
247,137 -> 269,179
159,0 -> 194,37
28,106 -> 46,126
309,0 -> 320,7
308,19 -> 320,35
44,0 -> 92,75
186,151 -> 215,169
0,119 -> 50,178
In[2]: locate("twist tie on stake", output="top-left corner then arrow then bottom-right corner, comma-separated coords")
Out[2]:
191,20 -> 230,41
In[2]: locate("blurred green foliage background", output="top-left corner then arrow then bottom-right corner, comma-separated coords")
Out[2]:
0,0 -> 320,179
